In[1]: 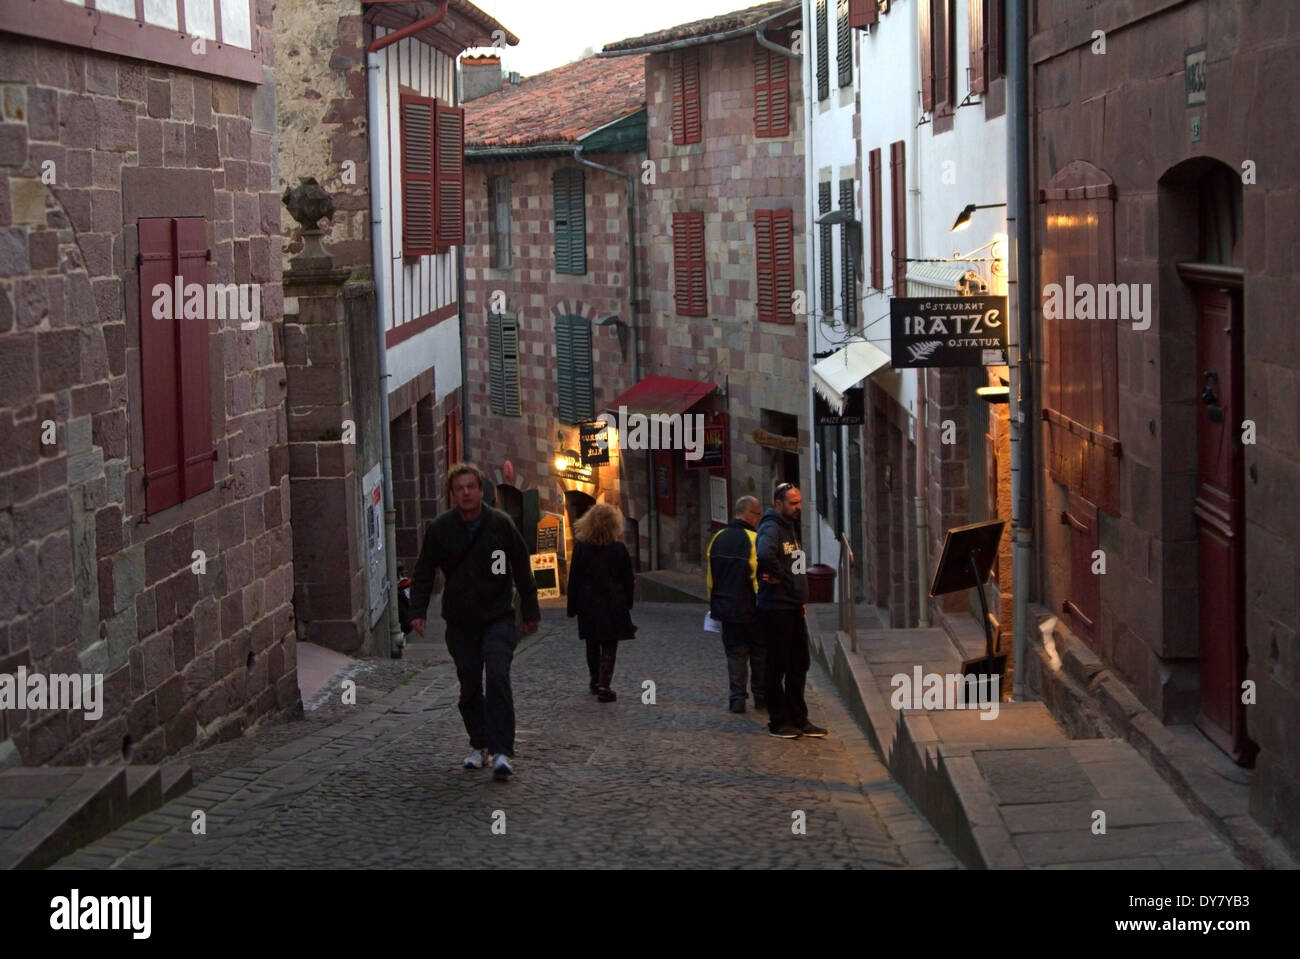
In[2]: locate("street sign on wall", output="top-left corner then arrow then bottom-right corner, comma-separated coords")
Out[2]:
685,411 -> 728,470
815,387 -> 864,426
579,422 -> 610,466
889,295 -> 1009,368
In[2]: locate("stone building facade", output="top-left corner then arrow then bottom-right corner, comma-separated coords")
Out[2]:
0,0 -> 296,765
462,54 -> 648,562
273,1 -> 514,649
603,2 -> 808,570
1026,0 -> 1300,852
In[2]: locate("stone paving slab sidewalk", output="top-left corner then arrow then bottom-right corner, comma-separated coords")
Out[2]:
812,619 -> 1251,870
50,603 -> 957,870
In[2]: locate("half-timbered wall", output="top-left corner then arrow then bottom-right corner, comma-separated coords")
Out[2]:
371,26 -> 460,404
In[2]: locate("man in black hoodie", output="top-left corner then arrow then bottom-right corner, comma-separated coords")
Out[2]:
408,463 -> 539,780
755,482 -> 828,739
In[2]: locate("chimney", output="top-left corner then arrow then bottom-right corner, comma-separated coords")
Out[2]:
462,54 -> 504,101
508,71 -> 521,86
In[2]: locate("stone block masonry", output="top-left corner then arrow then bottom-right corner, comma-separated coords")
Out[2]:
0,21 -> 299,767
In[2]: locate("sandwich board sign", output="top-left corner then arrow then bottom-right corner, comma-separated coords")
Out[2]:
531,514 -> 562,599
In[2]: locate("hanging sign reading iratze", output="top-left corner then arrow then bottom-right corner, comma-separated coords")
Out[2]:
889,295 -> 1009,368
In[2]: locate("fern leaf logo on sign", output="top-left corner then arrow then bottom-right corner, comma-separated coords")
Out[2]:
907,340 -> 942,363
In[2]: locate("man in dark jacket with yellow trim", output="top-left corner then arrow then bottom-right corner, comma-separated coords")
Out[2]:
706,496 -> 766,714
409,463 -> 539,780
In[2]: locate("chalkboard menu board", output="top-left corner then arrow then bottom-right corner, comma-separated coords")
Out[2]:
534,516 -> 561,554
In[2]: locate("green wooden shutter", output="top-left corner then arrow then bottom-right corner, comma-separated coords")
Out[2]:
502,315 -> 520,416
553,169 -> 586,275
556,316 -> 574,423
488,312 -> 504,415
840,179 -> 858,327
816,0 -> 829,100
818,182 -> 832,321
556,315 -> 593,424
488,313 -> 520,416
837,0 -> 852,88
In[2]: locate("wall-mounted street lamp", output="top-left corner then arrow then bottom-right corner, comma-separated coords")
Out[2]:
553,449 -> 582,474
976,376 -> 1011,405
951,202 -> 1007,233
815,208 -> 863,277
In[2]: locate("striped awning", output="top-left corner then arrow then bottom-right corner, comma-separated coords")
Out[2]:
906,262 -> 974,296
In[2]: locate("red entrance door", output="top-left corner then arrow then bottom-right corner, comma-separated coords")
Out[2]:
1191,285 -> 1254,764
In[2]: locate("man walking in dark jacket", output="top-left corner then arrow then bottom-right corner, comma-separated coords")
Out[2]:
706,496 -> 766,713
756,482 -> 828,740
408,463 -> 539,780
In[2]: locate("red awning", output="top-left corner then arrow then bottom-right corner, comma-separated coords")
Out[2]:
604,376 -> 716,417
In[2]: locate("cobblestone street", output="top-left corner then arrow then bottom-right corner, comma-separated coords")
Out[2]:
52,603 -> 955,869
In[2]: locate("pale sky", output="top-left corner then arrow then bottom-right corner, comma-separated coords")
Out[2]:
466,0 -> 776,77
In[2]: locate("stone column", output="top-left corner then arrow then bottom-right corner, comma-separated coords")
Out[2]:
283,254 -> 367,653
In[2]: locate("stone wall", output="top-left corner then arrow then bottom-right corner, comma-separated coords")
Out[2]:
641,37 -> 808,565
1031,0 -> 1300,851
463,153 -> 646,537
0,21 -> 297,766
275,0 -> 370,273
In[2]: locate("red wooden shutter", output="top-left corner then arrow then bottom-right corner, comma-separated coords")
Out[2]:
934,0 -> 951,110
434,99 -> 465,247
138,218 -> 182,514
889,140 -> 906,294
868,148 -> 883,290
174,217 -> 213,500
754,44 -> 789,138
772,210 -> 795,324
673,212 -> 706,316
969,0 -> 986,94
672,48 -> 702,145
755,211 -> 775,321
400,94 -> 435,257
919,0 -> 933,111
754,210 -> 795,324
1040,163 -> 1120,516
849,0 -> 877,27
1062,490 -> 1100,639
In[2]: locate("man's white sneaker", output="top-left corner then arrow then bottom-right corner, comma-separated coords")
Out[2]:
463,748 -> 487,769
492,753 -> 513,781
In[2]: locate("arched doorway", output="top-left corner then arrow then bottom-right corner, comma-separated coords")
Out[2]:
563,489 -> 596,532
1158,157 -> 1254,764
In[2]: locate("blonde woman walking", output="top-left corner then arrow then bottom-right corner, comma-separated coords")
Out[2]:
566,504 -> 636,702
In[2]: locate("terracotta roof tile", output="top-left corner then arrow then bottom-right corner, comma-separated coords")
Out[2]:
601,1 -> 797,54
465,55 -> 646,150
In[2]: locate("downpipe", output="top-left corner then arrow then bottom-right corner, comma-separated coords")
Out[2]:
366,43 -> 405,659
1008,0 -> 1035,699
571,144 -> 657,567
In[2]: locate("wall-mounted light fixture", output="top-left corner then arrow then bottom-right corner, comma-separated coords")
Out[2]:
976,376 -> 1011,405
815,207 -> 863,277
951,202 -> 1007,233
553,448 -> 594,481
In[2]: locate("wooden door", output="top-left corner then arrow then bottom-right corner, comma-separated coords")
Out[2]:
1192,286 -> 1253,763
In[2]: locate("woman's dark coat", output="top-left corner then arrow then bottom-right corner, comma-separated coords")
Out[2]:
566,540 -> 637,640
